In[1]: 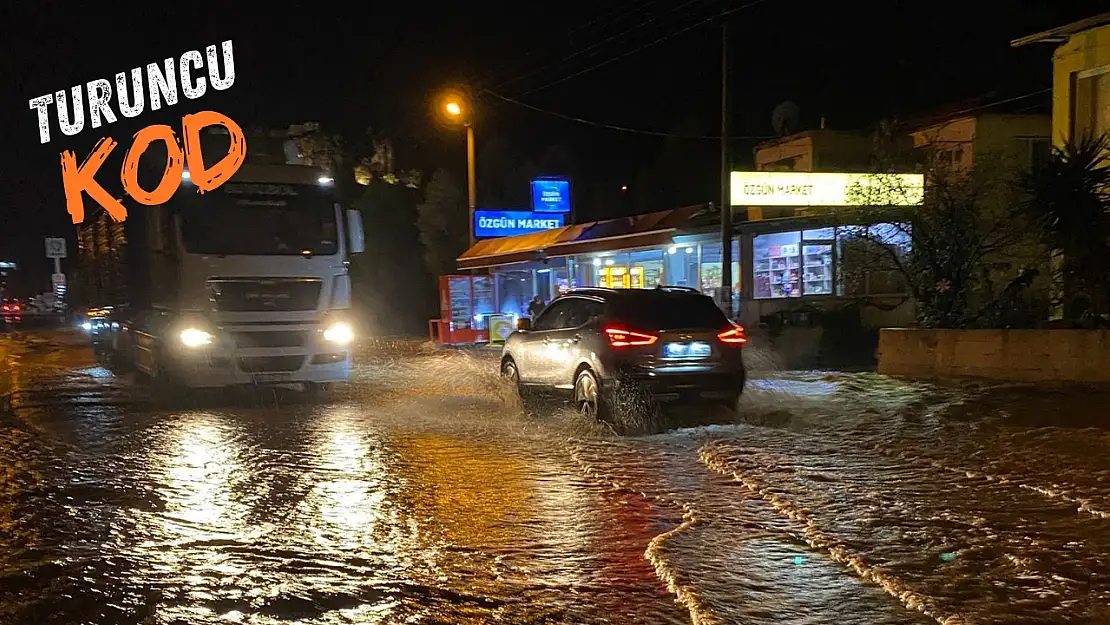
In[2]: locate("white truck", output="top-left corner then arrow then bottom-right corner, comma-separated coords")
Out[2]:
81,131 -> 365,391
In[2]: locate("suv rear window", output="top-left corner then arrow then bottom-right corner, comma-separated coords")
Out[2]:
607,293 -> 729,331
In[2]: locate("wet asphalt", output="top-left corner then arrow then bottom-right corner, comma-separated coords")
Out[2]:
1,328 -> 1108,625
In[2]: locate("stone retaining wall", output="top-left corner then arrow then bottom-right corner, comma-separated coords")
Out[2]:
878,328 -> 1110,382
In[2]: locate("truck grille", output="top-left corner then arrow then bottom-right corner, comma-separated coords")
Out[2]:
231,330 -> 308,348
238,356 -> 305,372
209,279 -> 321,312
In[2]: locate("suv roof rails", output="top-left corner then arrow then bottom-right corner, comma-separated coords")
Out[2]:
562,286 -> 704,297
566,287 -> 617,294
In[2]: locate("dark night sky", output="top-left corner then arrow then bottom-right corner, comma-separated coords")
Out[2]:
1,0 -> 1107,291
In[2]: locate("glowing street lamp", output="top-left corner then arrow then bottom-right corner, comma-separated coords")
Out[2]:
439,91 -> 477,246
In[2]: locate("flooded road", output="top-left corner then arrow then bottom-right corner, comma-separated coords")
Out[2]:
1,330 -> 1108,624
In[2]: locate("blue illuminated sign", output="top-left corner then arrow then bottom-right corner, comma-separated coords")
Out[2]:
531,178 -> 572,213
475,210 -> 565,238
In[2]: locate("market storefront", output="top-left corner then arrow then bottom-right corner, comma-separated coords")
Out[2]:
731,171 -> 923,328
436,205 -> 726,343
435,171 -> 924,344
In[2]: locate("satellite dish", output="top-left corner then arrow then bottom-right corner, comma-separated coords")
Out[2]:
771,101 -> 801,137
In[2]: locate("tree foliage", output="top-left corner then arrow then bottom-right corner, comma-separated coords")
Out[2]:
415,168 -> 469,280
842,141 -> 1042,328
350,180 -> 436,334
1020,134 -> 1110,325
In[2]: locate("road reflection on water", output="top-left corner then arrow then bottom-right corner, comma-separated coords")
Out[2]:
1,331 -> 1109,624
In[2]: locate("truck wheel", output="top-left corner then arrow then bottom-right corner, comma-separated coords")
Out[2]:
304,382 -> 330,398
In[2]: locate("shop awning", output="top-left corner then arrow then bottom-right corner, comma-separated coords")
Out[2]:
457,204 -> 710,270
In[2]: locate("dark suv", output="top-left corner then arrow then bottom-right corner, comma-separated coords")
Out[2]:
500,287 -> 747,420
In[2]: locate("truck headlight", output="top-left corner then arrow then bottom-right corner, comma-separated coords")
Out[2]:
180,327 -> 213,347
322,321 -> 354,345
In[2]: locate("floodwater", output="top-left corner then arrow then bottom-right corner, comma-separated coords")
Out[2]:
1,330 -> 1108,624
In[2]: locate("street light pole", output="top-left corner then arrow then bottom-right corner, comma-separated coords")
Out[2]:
466,123 -> 477,248
719,20 -> 733,316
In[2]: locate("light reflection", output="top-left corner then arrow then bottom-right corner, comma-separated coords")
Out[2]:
301,414 -> 386,551
161,418 -> 247,536
398,434 -> 531,548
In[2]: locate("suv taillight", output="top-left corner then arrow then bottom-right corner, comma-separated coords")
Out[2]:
604,327 -> 658,347
718,325 -> 748,345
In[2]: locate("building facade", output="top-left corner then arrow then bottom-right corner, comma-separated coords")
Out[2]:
1012,11 -> 1110,146
910,114 -> 1051,173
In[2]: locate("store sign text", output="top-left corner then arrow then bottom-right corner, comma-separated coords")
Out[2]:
475,210 -> 565,238
530,178 -> 572,213
731,172 -> 924,207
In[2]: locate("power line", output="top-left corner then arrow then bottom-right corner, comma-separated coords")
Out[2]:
486,87 -> 1055,141
493,0 -> 711,92
474,0 -> 662,89
484,89 -> 773,140
945,89 -> 1051,117
510,0 -> 774,99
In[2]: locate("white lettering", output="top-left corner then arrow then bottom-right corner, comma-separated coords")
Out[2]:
206,40 -> 236,91
115,68 -> 145,118
28,93 -> 53,144
180,50 -> 207,99
55,86 -> 84,137
146,59 -> 179,110
86,78 -> 117,128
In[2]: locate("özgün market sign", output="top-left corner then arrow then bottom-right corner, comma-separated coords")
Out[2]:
730,172 -> 924,207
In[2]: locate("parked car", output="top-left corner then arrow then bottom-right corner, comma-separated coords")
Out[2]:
1,299 -> 23,327
500,287 -> 748,420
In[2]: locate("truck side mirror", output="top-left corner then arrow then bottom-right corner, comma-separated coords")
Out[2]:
517,317 -> 532,331
346,208 -> 365,254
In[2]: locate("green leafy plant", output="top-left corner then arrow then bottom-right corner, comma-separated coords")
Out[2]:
1020,134 -> 1110,325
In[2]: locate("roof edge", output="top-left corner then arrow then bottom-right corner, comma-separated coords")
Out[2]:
1011,11 -> 1110,48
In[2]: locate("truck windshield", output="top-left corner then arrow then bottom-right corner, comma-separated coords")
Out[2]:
179,183 -> 339,256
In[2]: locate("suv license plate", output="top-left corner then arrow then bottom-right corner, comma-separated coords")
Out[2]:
664,341 -> 711,359
252,372 -> 293,384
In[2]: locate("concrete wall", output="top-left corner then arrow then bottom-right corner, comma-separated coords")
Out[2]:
754,134 -> 815,172
879,328 -> 1110,382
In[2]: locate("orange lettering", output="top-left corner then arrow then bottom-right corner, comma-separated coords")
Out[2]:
60,137 -> 126,224
121,125 -> 184,205
182,111 -> 246,193
57,111 -> 245,223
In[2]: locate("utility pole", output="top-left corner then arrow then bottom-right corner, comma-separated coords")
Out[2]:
466,124 -> 477,248
719,20 -> 733,316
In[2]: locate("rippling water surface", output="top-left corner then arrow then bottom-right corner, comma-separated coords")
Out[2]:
1,331 -> 1108,624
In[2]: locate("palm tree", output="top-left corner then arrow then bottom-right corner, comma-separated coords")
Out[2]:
1022,134 -> 1110,324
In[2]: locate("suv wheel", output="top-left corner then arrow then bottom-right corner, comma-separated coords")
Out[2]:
574,368 -> 610,421
501,358 -> 520,386
502,358 -> 534,410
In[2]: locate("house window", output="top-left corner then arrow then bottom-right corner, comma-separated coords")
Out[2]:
1074,67 -> 1110,139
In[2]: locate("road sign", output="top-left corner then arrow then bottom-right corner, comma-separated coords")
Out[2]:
45,238 -> 67,259
52,273 -> 66,288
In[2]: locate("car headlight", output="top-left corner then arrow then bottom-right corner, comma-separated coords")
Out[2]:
81,321 -> 92,331
322,321 -> 354,345
179,327 -> 213,347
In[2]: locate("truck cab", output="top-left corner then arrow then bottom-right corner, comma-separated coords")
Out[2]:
137,164 -> 364,389
86,135 -> 365,391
